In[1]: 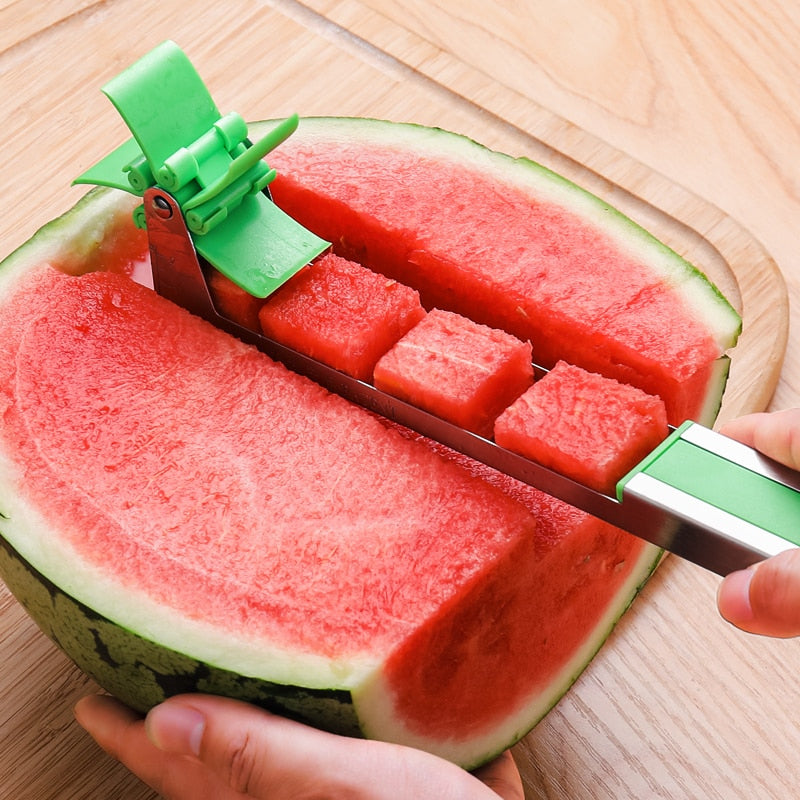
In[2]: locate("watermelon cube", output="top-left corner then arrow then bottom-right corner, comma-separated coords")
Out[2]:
494,360 -> 668,494
208,268 -> 265,331
258,252 -> 426,381
373,308 -> 534,437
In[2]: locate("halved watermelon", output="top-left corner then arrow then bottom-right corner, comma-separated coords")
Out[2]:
0,118 -> 740,769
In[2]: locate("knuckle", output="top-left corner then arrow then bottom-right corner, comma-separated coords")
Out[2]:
222,731 -> 262,794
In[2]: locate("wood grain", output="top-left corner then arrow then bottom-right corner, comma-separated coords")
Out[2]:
301,0 -> 800,411
0,2 -> 798,799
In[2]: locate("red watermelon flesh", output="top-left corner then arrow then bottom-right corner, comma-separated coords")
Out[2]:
366,421 -> 650,746
373,308 -> 533,437
208,267 -> 265,331
0,254 -> 656,765
379,500 -> 642,739
267,120 -> 732,424
258,252 -> 426,381
0,265 -> 539,658
495,361 -> 669,495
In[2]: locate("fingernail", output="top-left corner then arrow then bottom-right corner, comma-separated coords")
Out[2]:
718,568 -> 755,625
145,702 -> 205,756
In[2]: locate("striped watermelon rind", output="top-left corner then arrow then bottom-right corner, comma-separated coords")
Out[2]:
0,497 -> 660,767
0,534 -> 362,736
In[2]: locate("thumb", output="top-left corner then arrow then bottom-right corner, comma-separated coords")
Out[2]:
145,694 -> 517,799
718,549 -> 800,637
720,408 -> 800,471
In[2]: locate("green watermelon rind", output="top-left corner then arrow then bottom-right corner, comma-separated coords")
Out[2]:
0,498 -> 661,770
0,533 -> 362,736
0,187 -> 138,279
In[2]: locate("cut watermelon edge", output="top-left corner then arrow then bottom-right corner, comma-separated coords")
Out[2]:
0,188 -> 138,277
351,541 -> 661,768
0,452 -> 379,690
0,532 -> 366,736
0,498 -> 662,769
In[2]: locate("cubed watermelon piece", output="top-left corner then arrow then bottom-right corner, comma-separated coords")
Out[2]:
208,268 -> 265,331
258,252 -> 426,381
494,361 -> 669,494
374,309 -> 533,437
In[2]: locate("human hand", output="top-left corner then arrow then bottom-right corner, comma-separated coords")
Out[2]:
74,693 -> 524,800
717,408 -> 800,637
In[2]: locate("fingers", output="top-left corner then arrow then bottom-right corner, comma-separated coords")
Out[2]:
74,694 -> 207,798
717,409 -> 800,638
77,692 -> 521,800
148,694 -> 516,800
718,549 -> 800,637
720,408 -> 800,470
146,694 -> 362,799
74,694 -> 144,761
75,695 -> 283,800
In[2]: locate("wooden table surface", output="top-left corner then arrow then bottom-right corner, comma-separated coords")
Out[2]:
2,2 -> 800,798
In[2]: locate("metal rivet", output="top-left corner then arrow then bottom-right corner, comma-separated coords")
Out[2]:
152,195 -> 173,219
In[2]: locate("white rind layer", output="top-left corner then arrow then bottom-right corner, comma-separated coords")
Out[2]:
0,444 -> 378,691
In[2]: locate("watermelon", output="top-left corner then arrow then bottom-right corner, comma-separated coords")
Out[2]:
266,117 -> 741,426
0,118 -> 740,769
208,267 -> 265,331
258,251 -> 426,381
374,308 -> 534,437
495,361 -> 669,495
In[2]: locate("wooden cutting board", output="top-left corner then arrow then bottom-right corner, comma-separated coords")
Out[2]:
0,2 -> 791,799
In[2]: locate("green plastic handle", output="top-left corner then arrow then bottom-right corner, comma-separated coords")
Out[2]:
184,115 -> 298,212
618,421 -> 800,548
73,41 -> 329,297
103,40 -> 222,175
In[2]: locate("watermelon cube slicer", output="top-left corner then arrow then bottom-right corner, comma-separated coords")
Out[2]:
73,40 -> 330,304
74,41 -> 800,576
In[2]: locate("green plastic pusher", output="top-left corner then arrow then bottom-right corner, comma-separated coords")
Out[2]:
74,40 -> 329,311
75,42 -> 800,577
